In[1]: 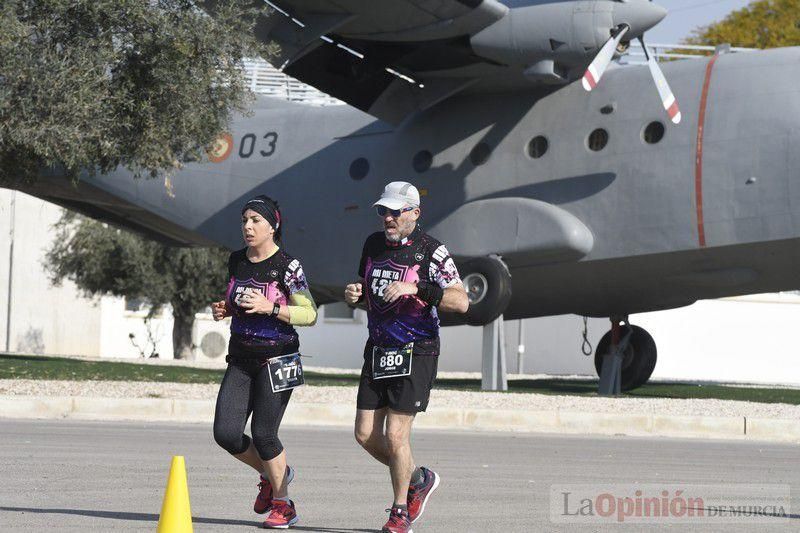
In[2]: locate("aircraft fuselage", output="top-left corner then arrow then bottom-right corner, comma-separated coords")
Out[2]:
22,47 -> 800,318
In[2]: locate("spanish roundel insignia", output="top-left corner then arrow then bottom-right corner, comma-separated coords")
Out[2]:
207,133 -> 233,163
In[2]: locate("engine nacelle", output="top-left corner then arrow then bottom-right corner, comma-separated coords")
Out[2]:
470,0 -> 664,81
470,2 -> 612,71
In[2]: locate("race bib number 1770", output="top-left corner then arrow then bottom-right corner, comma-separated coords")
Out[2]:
267,353 -> 304,392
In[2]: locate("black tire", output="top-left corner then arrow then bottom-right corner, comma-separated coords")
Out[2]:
593,325 -> 657,391
440,256 -> 512,326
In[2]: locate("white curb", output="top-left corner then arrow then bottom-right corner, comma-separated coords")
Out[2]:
0,395 -> 798,443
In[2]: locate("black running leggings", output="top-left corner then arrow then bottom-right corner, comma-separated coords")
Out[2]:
213,357 -> 293,461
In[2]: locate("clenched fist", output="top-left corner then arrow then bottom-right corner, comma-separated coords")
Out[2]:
345,282 -> 363,304
211,300 -> 228,321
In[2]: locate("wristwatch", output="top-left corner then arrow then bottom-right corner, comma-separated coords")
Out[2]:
271,303 -> 281,317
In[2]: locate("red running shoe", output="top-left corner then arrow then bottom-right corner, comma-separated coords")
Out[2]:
262,499 -> 298,529
382,507 -> 412,533
407,466 -> 440,523
254,465 -> 295,514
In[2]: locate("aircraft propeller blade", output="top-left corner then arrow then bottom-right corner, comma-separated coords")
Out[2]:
640,37 -> 681,124
582,25 -> 629,91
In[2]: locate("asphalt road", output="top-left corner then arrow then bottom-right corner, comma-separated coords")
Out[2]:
0,419 -> 798,532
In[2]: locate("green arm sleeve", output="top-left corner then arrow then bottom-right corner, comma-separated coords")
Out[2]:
287,289 -> 318,326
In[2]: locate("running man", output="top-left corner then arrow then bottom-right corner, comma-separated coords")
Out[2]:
345,181 -> 469,533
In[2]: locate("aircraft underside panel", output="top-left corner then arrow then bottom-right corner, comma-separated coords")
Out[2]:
258,0 -> 509,123
503,237 -> 800,319
426,197 -> 594,266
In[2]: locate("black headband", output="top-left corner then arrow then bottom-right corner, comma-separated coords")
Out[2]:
242,197 -> 280,230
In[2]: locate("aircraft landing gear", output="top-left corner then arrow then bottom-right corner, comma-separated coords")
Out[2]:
461,255 -> 512,326
440,255 -> 512,327
594,316 -> 657,394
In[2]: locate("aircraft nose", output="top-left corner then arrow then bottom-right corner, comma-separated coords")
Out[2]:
612,0 -> 668,38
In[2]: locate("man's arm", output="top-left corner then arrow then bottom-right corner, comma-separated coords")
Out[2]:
438,283 -> 469,314
428,243 -> 469,314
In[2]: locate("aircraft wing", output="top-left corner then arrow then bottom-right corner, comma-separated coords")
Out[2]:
258,0 -> 509,123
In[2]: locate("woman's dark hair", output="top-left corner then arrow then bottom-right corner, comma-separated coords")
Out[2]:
242,195 -> 282,244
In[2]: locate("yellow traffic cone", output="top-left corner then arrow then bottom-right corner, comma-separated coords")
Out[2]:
157,455 -> 193,533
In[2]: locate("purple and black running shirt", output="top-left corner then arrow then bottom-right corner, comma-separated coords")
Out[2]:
226,248 -> 308,356
358,226 -> 462,351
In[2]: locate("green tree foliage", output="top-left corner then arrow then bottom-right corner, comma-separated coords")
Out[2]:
46,213 -> 229,359
688,0 -> 800,48
0,0 -> 272,183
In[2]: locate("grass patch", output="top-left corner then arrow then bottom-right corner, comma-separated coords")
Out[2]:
2,354 -> 800,405
0,353 -> 358,387
1,354 -> 225,384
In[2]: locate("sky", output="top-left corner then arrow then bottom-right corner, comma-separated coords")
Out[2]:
647,0 -> 754,43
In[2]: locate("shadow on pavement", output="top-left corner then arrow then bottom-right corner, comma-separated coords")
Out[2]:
294,528 -> 380,533
0,507 -> 384,530
0,507 -> 253,527
0,507 -> 159,522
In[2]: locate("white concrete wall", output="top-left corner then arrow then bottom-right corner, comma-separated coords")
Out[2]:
98,298 -> 175,359
297,306 -> 370,368
0,190 -> 11,351
0,190 -> 102,356
636,294 -> 800,386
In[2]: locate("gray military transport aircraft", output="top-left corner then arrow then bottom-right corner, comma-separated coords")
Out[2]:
12,0 -> 800,391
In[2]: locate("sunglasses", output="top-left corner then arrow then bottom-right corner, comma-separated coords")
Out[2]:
376,205 -> 415,218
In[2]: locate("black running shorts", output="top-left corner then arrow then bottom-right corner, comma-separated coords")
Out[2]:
356,340 -> 439,413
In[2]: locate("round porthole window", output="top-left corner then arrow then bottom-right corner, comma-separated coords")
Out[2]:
470,143 -> 492,166
643,121 -> 665,144
413,150 -> 433,173
588,129 -> 609,152
349,157 -> 369,180
527,136 -> 548,159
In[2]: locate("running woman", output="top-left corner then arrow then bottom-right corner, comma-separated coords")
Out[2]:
211,194 -> 317,529
345,181 -> 469,533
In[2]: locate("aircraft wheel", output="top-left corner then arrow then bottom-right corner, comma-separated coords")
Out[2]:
461,256 -> 512,326
593,325 -> 657,391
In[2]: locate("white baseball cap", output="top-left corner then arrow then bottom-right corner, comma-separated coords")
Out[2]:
373,181 -> 420,210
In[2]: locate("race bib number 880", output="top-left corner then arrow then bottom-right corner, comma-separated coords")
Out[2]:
372,343 -> 413,380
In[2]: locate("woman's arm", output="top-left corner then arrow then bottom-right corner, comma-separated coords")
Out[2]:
280,289 -> 318,326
